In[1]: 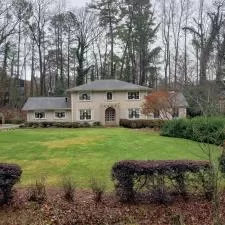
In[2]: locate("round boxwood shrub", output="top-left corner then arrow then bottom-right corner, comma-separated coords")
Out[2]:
0,163 -> 22,205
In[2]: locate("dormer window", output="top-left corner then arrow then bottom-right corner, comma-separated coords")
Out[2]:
79,92 -> 91,101
128,92 -> 139,100
107,92 -> 112,100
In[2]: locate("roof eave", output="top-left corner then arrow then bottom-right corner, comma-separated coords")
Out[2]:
23,108 -> 71,111
67,88 -> 151,92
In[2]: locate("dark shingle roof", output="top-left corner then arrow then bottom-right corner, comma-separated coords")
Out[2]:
67,80 -> 151,92
22,97 -> 71,110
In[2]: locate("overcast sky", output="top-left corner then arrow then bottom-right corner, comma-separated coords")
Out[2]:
65,0 -> 90,8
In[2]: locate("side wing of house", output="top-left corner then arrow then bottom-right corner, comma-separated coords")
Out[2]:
23,97 -> 72,122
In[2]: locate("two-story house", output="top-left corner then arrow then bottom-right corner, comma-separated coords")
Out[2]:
22,80 -> 187,125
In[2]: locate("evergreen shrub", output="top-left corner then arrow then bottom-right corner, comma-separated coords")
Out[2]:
0,163 -> 22,205
120,119 -> 165,129
161,117 -> 225,145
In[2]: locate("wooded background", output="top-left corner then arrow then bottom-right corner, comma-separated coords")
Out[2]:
0,0 -> 224,116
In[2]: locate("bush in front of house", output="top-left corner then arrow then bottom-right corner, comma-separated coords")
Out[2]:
161,117 -> 225,145
112,160 -> 210,203
0,163 -> 22,205
22,121 -> 102,129
92,121 -> 102,127
119,119 -> 165,129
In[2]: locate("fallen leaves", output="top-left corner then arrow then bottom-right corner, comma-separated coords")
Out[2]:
0,188 -> 224,225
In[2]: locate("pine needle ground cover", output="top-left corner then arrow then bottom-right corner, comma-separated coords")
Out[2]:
0,128 -> 218,189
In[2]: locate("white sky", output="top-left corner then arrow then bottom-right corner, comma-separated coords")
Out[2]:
65,0 -> 90,8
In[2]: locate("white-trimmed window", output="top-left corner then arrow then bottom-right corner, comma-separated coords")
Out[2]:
128,108 -> 140,119
79,92 -> 91,101
34,112 -> 45,119
80,109 -> 91,120
107,92 -> 113,100
55,111 -> 66,119
128,91 -> 139,100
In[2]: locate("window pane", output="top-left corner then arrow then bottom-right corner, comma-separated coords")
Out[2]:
107,92 -> 112,100
35,112 -> 45,119
79,92 -> 90,100
55,112 -> 65,118
80,109 -> 91,120
128,92 -> 139,100
128,108 -> 140,119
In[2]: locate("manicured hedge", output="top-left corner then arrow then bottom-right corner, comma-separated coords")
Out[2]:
161,117 -> 225,145
22,121 -> 102,128
120,119 -> 165,129
0,163 -> 22,205
112,160 -> 210,203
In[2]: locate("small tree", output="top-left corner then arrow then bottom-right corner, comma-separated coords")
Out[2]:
142,90 -> 178,120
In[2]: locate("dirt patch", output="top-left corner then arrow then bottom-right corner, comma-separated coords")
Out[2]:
40,136 -> 106,149
0,188 -> 224,225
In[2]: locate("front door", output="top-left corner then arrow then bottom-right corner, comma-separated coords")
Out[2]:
105,107 -> 116,126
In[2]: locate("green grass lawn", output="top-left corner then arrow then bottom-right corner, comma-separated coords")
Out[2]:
0,128 -> 220,189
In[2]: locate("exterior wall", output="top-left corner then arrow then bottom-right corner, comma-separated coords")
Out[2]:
179,108 -> 187,118
27,110 -> 71,122
71,90 -> 148,125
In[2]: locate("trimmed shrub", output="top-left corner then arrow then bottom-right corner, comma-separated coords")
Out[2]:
120,119 -> 165,129
23,121 -> 95,129
72,122 -> 81,128
112,160 -> 210,203
80,122 -> 91,128
92,121 -> 102,127
161,117 -> 225,145
0,163 -> 22,205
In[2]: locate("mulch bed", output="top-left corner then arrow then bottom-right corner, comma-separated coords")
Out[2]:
0,188 -> 224,225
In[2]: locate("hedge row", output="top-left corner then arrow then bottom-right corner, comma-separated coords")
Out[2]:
0,163 -> 22,205
21,121 -> 102,128
120,119 -> 165,129
161,117 -> 225,145
112,160 -> 211,203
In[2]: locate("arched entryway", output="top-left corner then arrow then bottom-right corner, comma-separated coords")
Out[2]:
105,107 -> 116,126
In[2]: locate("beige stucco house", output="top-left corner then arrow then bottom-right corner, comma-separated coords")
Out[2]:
22,80 -> 188,126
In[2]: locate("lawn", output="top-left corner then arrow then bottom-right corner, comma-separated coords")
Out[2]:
0,127 -> 219,189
